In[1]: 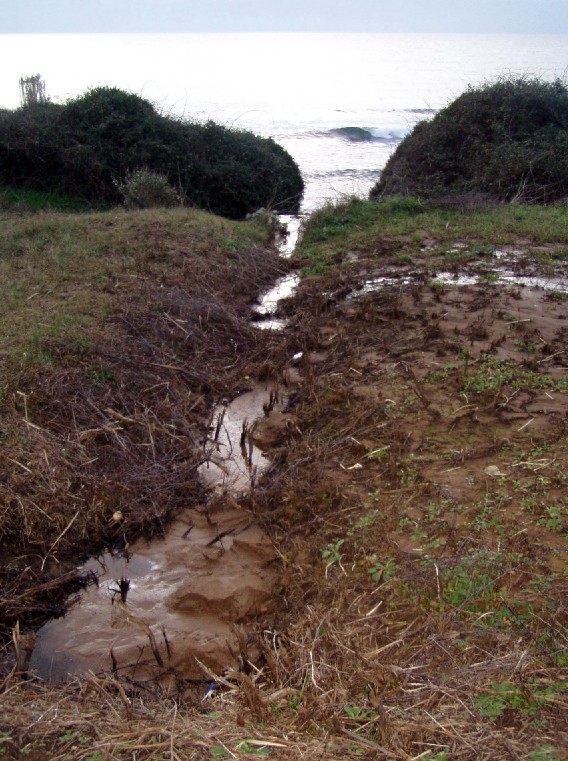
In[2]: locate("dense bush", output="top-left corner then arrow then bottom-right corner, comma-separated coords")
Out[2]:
371,77 -> 568,204
0,87 -> 303,218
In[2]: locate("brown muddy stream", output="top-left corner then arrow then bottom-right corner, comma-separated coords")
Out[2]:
30,384 -> 289,685
29,218 -> 303,686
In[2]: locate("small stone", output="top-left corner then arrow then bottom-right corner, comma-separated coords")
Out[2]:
484,465 -> 506,477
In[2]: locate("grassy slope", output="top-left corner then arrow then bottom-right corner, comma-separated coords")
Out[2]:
297,196 -> 568,274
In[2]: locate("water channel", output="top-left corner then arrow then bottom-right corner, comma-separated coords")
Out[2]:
29,216 -> 303,686
28,219 -> 568,685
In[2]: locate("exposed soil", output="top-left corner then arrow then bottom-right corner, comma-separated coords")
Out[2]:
1,212 -> 567,759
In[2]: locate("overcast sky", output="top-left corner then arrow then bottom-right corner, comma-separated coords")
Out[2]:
2,0 -> 568,34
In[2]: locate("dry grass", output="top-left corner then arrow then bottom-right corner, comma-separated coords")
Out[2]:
0,207 -> 287,635
1,205 -> 568,760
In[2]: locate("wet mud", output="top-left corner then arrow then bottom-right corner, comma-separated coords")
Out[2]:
31,502 -> 278,685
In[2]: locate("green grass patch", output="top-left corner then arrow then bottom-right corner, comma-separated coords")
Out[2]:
0,186 -> 90,213
0,206 -> 271,367
462,355 -> 568,395
296,197 -> 568,274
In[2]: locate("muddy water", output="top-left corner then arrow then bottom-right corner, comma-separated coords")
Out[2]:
31,503 -> 278,685
350,269 -> 568,299
198,384 -> 286,493
29,222 -> 302,685
31,383 -> 286,685
253,215 -> 302,330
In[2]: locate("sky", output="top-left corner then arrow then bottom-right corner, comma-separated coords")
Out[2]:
2,0 -> 568,34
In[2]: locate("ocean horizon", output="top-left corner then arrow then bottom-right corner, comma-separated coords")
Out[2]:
2,32 -> 567,210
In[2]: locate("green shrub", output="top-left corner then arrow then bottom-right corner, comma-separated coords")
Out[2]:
0,87 -> 304,219
117,168 -> 181,209
371,77 -> 568,204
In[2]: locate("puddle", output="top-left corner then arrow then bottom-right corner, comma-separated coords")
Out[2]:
30,504 -> 278,685
30,383 -> 285,684
276,215 -> 302,257
348,269 -> 568,299
253,272 -> 301,328
198,383 -> 286,493
252,215 -> 303,330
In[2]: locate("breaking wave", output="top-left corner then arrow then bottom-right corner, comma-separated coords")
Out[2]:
327,126 -> 411,142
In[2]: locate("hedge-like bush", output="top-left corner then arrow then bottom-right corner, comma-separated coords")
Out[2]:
371,77 -> 568,204
0,87 -> 304,218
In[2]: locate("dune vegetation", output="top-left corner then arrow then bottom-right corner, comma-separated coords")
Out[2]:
1,75 -> 567,760
372,77 -> 568,204
0,196 -> 567,759
0,86 -> 304,219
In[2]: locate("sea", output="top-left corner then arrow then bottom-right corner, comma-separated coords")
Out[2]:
1,33 -> 567,212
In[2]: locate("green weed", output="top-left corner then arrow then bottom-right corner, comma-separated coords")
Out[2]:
235,741 -> 271,756
321,539 -> 345,572
528,747 -> 559,760
475,680 -> 567,719
368,558 -> 399,583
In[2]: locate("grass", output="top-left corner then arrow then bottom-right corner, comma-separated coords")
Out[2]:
0,205 -> 283,635
295,196 -> 568,274
0,186 -> 90,213
2,198 -> 568,759
0,206 -> 272,364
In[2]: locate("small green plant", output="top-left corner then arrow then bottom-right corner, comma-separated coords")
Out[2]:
117,168 -> 181,209
443,562 -> 495,609
397,454 -> 418,486
368,558 -> 399,582
547,290 -> 568,302
347,509 -> 383,536
322,539 -> 346,575
537,505 -> 566,533
515,339 -> 538,353
475,679 -> 567,719
343,705 -> 376,720
426,368 -> 450,384
471,242 -> 495,256
528,747 -> 559,760
235,740 -> 271,756
87,367 -> 116,386
475,682 -> 527,718
478,271 -> 500,283
366,446 -> 390,461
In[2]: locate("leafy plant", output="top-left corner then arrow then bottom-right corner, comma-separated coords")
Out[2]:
475,680 -> 567,719
368,558 -> 398,582
322,538 -> 345,571
0,87 -> 303,219
344,705 -> 376,720
528,747 -> 559,761
235,741 -> 271,756
117,167 -> 181,209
